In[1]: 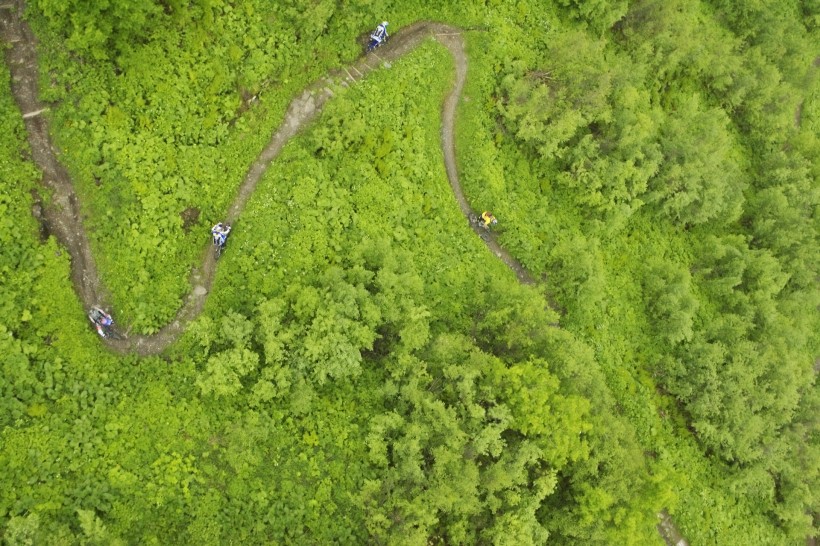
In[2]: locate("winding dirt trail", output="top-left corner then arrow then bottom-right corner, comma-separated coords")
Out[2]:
1,6 -> 530,355
1,2 -> 686,544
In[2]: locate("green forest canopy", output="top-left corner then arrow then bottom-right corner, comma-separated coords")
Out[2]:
1,0 -> 818,544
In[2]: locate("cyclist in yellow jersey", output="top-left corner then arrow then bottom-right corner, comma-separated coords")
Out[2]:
480,211 -> 497,229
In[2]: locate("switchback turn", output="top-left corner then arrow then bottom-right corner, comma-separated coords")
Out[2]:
0,3 -> 685,543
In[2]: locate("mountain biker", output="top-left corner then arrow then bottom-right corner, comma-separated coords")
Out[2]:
480,211 -> 497,229
88,306 -> 113,337
369,21 -> 389,47
211,222 -> 231,247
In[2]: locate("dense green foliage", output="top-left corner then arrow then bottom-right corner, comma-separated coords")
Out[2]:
1,0 -> 818,544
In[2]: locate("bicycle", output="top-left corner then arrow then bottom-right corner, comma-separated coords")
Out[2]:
468,213 -> 493,242
88,306 -> 123,339
366,22 -> 389,53
215,238 -> 226,259
212,222 -> 232,260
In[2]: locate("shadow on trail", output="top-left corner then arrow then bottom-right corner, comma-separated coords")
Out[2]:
1,2 -> 687,543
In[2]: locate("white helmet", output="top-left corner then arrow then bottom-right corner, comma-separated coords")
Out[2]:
381,21 -> 388,26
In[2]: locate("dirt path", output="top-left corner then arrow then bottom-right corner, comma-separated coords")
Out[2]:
2,3 -> 687,543
0,0 -> 104,311
0,8 -> 531,353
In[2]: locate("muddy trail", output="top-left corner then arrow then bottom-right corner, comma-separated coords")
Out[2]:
1,2 -> 686,544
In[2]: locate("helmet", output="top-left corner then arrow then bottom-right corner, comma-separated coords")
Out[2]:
382,21 -> 388,26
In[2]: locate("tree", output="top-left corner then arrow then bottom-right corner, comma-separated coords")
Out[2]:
34,0 -> 163,60
652,235 -> 814,464
557,0 -> 629,33
647,94 -> 745,225
196,347 -> 259,397
642,260 -> 699,344
498,30 -> 613,163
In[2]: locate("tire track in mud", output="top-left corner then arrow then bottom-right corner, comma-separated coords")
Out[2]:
1,2 -> 686,543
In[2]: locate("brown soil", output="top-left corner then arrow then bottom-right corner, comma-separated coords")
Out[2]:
2,3 -> 686,542
180,207 -> 200,233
